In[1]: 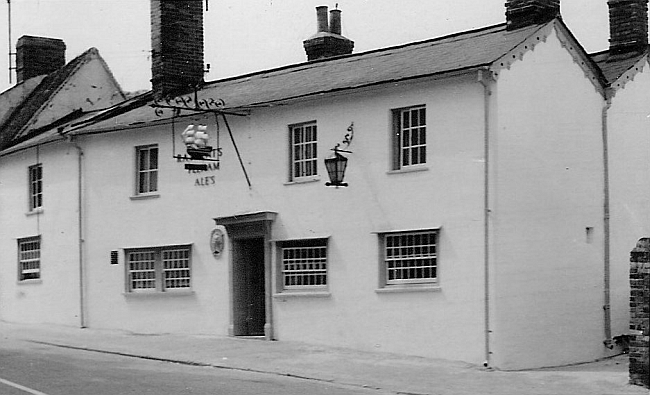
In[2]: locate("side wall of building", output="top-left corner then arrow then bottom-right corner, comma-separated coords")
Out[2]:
490,28 -> 608,369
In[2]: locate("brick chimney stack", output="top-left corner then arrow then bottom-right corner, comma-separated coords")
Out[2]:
150,0 -> 205,99
505,0 -> 560,30
16,36 -> 66,84
608,0 -> 649,54
303,6 -> 354,61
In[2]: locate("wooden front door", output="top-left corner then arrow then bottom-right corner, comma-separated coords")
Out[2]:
232,237 -> 266,336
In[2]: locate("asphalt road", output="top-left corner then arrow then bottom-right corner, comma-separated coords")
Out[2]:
0,341 -> 388,395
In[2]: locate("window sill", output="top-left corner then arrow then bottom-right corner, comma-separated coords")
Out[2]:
17,279 -> 43,285
273,291 -> 331,299
130,193 -> 160,201
123,290 -> 195,297
386,166 -> 429,175
375,285 -> 441,294
25,208 -> 44,216
284,176 -> 321,186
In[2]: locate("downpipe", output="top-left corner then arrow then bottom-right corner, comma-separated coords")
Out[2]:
62,130 -> 86,328
479,68 -> 493,367
601,98 -> 612,347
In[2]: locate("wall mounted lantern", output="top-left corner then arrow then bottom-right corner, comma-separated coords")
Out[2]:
325,123 -> 354,188
325,151 -> 349,187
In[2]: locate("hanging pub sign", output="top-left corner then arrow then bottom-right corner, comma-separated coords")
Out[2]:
182,124 -> 213,160
151,94 -> 252,188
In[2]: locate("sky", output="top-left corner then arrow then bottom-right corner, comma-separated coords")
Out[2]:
0,0 -> 614,94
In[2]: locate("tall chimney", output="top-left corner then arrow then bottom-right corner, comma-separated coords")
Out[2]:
505,0 -> 560,30
303,6 -> 354,61
150,0 -> 204,99
608,0 -> 649,54
16,36 -> 66,83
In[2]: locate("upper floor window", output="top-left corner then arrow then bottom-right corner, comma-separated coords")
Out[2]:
18,236 -> 41,281
289,122 -> 318,181
379,229 -> 438,286
136,145 -> 158,195
278,238 -> 328,291
28,164 -> 43,211
126,245 -> 192,292
392,106 -> 426,170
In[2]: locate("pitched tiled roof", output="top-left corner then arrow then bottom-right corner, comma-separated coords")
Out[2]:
590,48 -> 649,84
70,22 -> 546,133
0,48 -> 98,150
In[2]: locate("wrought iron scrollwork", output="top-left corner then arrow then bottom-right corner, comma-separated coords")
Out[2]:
333,122 -> 354,152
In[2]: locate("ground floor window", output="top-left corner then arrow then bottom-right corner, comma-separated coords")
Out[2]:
18,236 -> 41,281
126,245 -> 191,292
379,229 -> 438,286
278,238 -> 328,291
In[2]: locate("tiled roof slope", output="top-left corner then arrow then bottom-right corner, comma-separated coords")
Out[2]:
590,48 -> 649,84
72,22 -> 545,133
0,75 -> 46,126
206,22 -> 543,109
0,48 -> 97,150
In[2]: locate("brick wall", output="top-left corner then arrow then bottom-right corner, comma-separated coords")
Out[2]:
629,238 -> 649,388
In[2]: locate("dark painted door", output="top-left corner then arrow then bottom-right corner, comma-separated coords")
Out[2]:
232,238 -> 266,336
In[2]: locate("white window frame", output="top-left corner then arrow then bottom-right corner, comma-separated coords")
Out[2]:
135,145 -> 159,195
379,229 -> 438,286
392,106 -> 427,170
28,164 -> 43,211
18,236 -> 41,281
277,238 -> 328,292
289,122 -> 318,181
125,244 -> 192,293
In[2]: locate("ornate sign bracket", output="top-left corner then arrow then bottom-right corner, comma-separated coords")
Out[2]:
160,95 -> 252,189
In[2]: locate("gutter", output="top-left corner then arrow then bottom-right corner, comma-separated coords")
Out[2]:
478,68 -> 493,367
601,96 -> 612,347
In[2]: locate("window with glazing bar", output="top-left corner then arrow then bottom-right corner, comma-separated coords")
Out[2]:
289,122 -> 318,181
126,245 -> 191,292
18,236 -> 41,281
380,230 -> 438,285
136,145 -> 158,194
28,164 -> 43,211
279,239 -> 328,290
392,106 -> 426,170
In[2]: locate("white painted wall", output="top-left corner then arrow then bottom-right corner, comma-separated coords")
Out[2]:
607,64 -> 650,341
490,28 -> 608,369
0,143 -> 82,326
78,75 -> 488,363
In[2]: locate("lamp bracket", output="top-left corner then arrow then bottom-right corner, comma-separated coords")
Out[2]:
331,122 -> 354,153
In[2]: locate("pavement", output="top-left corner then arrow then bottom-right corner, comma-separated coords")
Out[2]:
0,321 -> 647,395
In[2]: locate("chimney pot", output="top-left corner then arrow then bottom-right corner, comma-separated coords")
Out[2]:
329,9 -> 342,35
316,6 -> 329,33
16,36 -> 66,84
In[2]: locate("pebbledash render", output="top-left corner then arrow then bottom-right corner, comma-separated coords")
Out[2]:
0,0 -> 649,371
